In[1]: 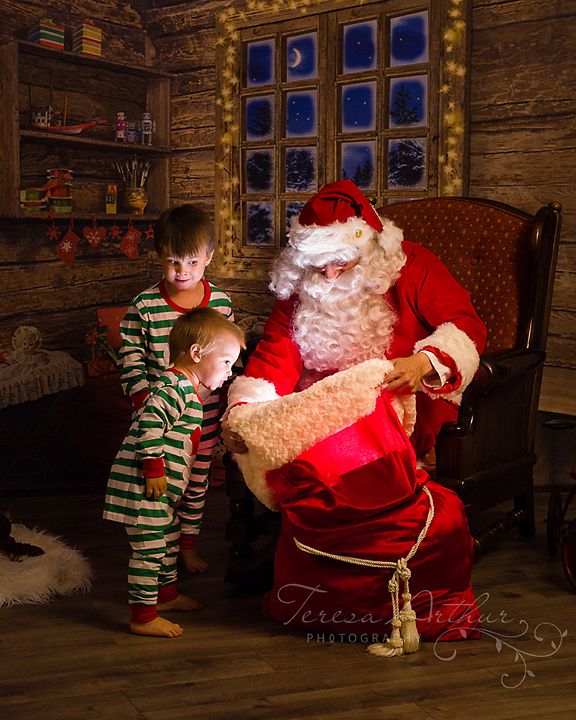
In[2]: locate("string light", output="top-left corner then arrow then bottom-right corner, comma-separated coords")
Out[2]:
215,0 -> 326,272
439,0 -> 468,196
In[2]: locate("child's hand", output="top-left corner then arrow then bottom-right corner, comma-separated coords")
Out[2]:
146,475 -> 167,499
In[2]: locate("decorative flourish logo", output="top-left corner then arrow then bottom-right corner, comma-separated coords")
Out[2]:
432,591 -> 568,689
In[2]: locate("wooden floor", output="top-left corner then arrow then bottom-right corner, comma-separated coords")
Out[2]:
1,488 -> 575,720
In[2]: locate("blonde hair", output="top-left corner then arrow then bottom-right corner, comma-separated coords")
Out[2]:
169,307 -> 245,364
155,204 -> 215,257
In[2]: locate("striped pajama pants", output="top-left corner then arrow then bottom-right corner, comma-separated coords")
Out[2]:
126,519 -> 181,605
178,390 -> 220,537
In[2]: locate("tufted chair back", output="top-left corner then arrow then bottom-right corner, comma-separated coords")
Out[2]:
380,197 -> 560,355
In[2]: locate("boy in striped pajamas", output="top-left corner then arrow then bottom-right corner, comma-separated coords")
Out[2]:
118,205 -> 234,574
104,308 -> 245,638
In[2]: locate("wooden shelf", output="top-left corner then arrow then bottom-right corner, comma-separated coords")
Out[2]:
13,212 -> 160,222
20,129 -> 170,155
16,40 -> 172,78
0,40 -> 172,219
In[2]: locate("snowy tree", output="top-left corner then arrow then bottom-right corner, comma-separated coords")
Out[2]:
388,140 -> 425,188
247,203 -> 274,245
248,100 -> 272,137
286,149 -> 315,191
390,85 -> 419,126
353,157 -> 374,189
246,152 -> 273,192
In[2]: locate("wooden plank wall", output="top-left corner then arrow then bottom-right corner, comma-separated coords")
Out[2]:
0,0 -> 157,358
469,0 -> 576,414
2,1 -> 574,413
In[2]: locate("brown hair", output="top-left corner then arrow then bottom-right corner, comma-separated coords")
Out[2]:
168,307 -> 245,364
154,204 -> 215,257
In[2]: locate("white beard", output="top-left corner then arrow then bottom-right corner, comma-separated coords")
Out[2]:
292,264 -> 397,373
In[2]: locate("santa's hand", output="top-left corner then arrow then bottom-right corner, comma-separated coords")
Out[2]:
221,419 -> 248,454
385,353 -> 433,394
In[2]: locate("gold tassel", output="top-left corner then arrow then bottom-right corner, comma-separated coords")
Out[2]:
367,619 -> 404,657
399,592 -> 420,654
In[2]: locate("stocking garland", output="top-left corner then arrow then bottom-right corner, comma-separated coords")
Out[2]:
57,216 -> 81,264
119,218 -> 142,260
49,217 -> 149,262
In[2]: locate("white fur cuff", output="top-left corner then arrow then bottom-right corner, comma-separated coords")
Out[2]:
227,375 -> 279,408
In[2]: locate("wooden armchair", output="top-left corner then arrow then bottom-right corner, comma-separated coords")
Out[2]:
380,198 -> 562,553
225,197 -> 562,575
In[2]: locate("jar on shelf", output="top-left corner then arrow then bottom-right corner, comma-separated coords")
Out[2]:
123,187 -> 149,215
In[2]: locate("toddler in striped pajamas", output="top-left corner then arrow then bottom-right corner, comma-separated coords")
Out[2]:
104,308 -> 245,638
118,205 -> 235,574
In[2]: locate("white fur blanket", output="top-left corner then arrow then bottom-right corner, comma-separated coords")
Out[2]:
0,524 -> 92,607
227,359 -> 415,510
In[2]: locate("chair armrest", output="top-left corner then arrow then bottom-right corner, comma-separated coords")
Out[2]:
441,348 -> 545,438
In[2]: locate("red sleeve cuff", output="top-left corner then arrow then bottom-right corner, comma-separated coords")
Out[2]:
132,388 -> 150,411
143,457 -> 165,478
420,346 -> 462,394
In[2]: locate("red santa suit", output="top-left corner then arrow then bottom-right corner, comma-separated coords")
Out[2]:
229,184 -> 486,456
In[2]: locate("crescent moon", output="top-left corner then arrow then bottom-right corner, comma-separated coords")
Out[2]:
289,47 -> 302,69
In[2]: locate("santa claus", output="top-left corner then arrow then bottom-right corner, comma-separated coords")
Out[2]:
221,180 -> 485,652
223,179 -> 486,461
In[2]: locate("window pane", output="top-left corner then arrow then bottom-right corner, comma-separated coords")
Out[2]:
389,75 -> 428,128
246,201 -> 275,246
343,21 -> 377,73
286,90 -> 317,137
245,149 -> 275,193
340,141 -> 376,190
285,146 -> 317,193
387,138 -> 427,189
247,39 -> 275,86
286,32 -> 317,81
284,201 -> 306,244
390,12 -> 428,67
341,82 -> 376,133
245,95 -> 274,140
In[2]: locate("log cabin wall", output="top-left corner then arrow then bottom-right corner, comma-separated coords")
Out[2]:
1,1 -> 574,413
0,0 -> 159,359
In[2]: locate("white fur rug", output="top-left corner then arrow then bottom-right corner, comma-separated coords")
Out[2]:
0,524 -> 92,607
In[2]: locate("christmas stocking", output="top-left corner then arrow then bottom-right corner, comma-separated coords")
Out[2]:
119,220 -> 142,260
57,218 -> 81,264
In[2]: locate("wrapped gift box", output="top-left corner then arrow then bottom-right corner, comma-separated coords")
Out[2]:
27,18 -> 65,50
73,21 -> 102,56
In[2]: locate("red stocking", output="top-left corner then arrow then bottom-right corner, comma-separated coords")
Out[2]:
57,217 -> 80,264
119,219 -> 141,259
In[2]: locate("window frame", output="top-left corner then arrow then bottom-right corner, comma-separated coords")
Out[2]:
214,0 -> 470,276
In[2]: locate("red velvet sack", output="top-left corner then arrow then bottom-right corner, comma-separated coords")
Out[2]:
263,395 -> 481,642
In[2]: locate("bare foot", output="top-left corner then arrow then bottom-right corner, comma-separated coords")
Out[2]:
130,616 -> 183,638
157,592 -> 202,612
180,548 -> 209,574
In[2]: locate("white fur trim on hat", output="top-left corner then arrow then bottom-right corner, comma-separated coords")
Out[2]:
227,359 -> 414,510
227,375 -> 279,408
414,322 -> 480,402
289,213 -> 404,263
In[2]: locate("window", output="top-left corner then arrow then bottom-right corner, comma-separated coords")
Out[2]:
215,0 -> 469,269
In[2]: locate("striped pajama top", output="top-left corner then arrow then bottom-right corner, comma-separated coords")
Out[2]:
118,277 -> 234,402
103,370 -> 203,529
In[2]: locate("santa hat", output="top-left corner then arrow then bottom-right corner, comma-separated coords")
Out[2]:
289,179 -> 403,258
